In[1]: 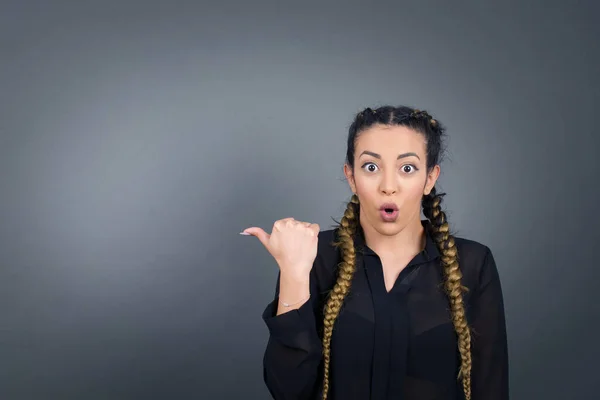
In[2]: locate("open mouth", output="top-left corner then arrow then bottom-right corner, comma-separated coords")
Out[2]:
380,203 -> 398,213
379,203 -> 399,221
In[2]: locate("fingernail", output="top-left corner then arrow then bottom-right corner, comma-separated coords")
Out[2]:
239,232 -> 250,235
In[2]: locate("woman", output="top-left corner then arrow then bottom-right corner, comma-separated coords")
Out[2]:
242,105 -> 509,400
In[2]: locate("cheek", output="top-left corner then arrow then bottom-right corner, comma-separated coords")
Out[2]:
409,181 -> 427,200
353,174 -> 376,193
354,180 -> 377,205
400,178 -> 427,205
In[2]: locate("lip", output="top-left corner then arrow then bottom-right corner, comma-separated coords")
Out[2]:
379,202 -> 399,211
379,202 -> 399,222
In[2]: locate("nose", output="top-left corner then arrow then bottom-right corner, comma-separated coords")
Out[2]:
379,171 -> 397,195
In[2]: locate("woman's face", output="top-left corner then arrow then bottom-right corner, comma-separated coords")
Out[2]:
344,124 -> 440,236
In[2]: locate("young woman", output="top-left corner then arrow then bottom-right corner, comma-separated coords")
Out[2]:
242,105 -> 509,400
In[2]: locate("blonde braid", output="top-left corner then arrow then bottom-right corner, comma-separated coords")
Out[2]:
423,188 -> 472,400
321,194 -> 360,400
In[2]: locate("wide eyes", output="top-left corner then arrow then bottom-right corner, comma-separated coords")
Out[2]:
402,165 -> 416,174
361,162 -> 419,174
365,163 -> 378,173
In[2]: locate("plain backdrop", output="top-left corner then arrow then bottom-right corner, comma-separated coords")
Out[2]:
1,0 -> 598,399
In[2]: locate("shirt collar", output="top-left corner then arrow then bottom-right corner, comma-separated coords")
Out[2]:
352,219 -> 440,262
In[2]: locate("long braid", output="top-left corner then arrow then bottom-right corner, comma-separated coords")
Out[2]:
423,187 -> 472,400
321,194 -> 360,400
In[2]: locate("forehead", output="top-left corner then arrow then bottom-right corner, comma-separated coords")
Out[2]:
355,124 -> 427,157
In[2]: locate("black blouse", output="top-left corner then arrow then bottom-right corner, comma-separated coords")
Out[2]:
261,221 -> 509,400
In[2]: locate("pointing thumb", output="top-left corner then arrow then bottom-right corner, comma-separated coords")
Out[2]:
242,227 -> 271,249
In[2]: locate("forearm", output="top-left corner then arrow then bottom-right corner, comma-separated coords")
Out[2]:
264,336 -> 322,400
263,271 -> 323,399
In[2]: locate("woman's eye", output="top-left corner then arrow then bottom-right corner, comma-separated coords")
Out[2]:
362,163 -> 378,172
402,165 -> 418,174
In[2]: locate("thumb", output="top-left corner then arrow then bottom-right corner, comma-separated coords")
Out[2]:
242,227 -> 271,249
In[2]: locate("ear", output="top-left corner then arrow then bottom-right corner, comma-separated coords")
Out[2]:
343,163 -> 357,194
424,165 -> 440,195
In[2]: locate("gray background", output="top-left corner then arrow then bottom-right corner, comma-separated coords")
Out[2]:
1,0 -> 598,399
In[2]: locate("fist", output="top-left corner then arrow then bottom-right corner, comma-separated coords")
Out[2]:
242,218 -> 320,279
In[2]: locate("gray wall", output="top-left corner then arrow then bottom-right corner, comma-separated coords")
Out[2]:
1,0 -> 598,399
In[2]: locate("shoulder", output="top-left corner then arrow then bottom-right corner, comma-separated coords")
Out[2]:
316,228 -> 342,269
454,236 -> 492,269
453,235 -> 499,293
310,228 -> 342,288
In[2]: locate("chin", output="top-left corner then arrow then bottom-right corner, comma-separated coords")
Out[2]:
375,219 -> 406,236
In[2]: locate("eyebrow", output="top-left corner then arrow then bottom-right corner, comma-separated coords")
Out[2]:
359,150 -> 421,160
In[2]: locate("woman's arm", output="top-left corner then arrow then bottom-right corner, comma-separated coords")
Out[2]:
261,255 -> 326,400
470,248 -> 510,399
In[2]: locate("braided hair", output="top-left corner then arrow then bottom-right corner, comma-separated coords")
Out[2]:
321,106 -> 472,400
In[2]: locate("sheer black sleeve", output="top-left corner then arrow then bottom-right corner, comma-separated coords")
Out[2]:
470,248 -> 510,399
261,255 -> 326,400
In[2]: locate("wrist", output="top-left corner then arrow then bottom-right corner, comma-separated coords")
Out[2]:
276,272 -> 310,315
279,271 -> 310,286
278,273 -> 310,297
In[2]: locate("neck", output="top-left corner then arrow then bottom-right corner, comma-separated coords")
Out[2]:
360,216 -> 426,259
